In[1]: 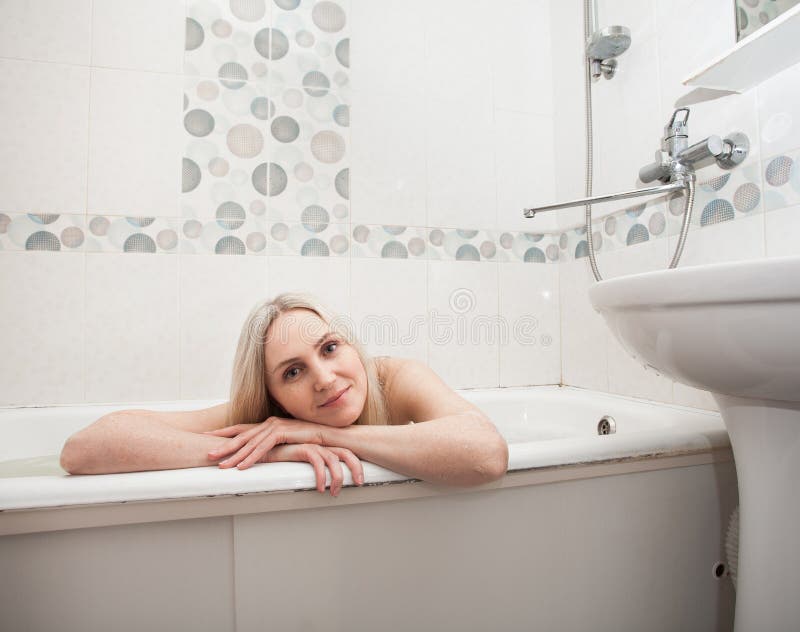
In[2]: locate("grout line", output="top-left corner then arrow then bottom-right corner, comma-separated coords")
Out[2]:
82,0 -> 94,405
753,82 -> 768,258
496,258 -> 501,388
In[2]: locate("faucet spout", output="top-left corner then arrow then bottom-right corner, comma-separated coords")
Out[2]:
523,181 -> 685,218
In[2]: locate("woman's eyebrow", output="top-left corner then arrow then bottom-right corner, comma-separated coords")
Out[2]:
269,333 -> 333,374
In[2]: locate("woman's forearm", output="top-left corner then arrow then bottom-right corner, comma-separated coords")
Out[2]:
60,411 -> 228,475
321,411 -> 508,487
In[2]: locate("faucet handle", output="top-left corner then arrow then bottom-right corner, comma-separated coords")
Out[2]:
716,132 -> 750,169
665,108 -> 690,139
639,150 -> 672,184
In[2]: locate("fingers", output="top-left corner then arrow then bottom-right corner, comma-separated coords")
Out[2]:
208,424 -> 268,461
303,449 -> 328,494
208,428 -> 276,469
216,441 -> 364,497
325,447 -> 364,486
317,449 -> 344,497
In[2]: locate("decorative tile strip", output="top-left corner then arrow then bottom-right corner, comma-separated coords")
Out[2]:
0,213 -> 86,252
181,215 -> 266,255
84,216 -> 182,254
267,220 -> 348,256
350,224 -> 427,259
762,149 -> 800,212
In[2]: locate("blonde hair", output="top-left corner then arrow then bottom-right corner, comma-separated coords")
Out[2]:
228,292 -> 388,427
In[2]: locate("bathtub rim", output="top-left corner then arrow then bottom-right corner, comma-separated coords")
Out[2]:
0,386 -> 730,520
0,448 -> 734,537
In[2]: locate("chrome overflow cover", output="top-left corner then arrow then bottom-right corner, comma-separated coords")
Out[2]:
597,415 -> 617,435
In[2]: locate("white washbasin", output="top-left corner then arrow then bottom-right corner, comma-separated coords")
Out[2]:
588,255 -> 800,402
589,255 -> 800,632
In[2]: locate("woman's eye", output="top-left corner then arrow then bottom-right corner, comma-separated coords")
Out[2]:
284,367 -> 300,380
324,341 -> 338,353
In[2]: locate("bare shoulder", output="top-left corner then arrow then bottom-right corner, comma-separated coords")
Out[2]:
375,357 -> 484,424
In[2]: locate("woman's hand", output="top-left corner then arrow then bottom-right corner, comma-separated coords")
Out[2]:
262,444 -> 364,496
204,417 -> 332,470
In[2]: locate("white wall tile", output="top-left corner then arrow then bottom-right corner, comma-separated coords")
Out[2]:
765,204 -> 800,257
673,382 -> 718,411
267,255 -> 350,317
0,59 -> 89,213
668,213 -> 765,267
85,253 -> 179,402
560,258 -> 609,392
179,254 -> 268,400
0,252 -> 85,405
758,61 -> 800,159
498,262 -> 560,386
491,0 -> 553,116
655,0 -> 736,115
495,109 -> 557,232
88,68 -> 182,217
549,0 -> 587,228
350,258 -> 428,362
595,239 -> 674,402
91,0 -> 186,74
427,260 -> 499,389
0,0 -> 92,65
350,0 -> 425,97
606,334 -> 674,403
426,95 -> 496,229
593,33 -> 664,194
424,0 -> 492,106
350,90 -> 427,227
596,0 -> 657,40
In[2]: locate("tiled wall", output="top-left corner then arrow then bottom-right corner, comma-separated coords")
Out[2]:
553,0 -> 800,410
6,0 -> 794,410
735,0 -> 800,40
0,0 -> 561,406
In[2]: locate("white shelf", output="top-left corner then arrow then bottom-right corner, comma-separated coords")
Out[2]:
684,4 -> 800,93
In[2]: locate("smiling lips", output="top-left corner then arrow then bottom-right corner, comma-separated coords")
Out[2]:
321,386 -> 350,407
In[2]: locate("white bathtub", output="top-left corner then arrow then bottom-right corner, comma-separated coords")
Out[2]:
0,386 -> 738,632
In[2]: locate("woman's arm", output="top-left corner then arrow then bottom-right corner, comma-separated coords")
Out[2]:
59,405 -> 232,474
322,359 -> 508,487
323,410 -> 507,487
208,360 -> 509,487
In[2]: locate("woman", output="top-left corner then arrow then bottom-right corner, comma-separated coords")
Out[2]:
60,293 -> 509,496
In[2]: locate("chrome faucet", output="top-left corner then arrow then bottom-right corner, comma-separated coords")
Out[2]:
638,108 -> 749,185
522,107 -> 751,279
522,107 -> 750,218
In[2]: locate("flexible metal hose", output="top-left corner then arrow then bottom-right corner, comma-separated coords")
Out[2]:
583,0 -> 602,282
582,0 -> 694,282
668,177 -> 696,268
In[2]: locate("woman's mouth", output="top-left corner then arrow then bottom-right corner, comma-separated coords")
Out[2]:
321,386 -> 350,407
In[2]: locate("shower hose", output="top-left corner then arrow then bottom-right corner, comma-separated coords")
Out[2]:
582,0 -> 696,282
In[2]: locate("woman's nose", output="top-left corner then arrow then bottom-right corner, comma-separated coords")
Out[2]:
312,363 -> 336,390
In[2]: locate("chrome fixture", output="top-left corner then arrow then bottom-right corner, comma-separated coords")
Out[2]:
586,25 -> 631,80
522,107 -> 750,277
597,415 -> 616,436
638,108 -> 750,184
523,181 -> 684,217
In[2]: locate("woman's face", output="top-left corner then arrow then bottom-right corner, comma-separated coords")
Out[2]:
263,308 -> 367,426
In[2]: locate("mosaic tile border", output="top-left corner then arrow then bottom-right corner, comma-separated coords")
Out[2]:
0,214 -> 562,263
762,148 -> 800,212
3,149 -> 797,261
